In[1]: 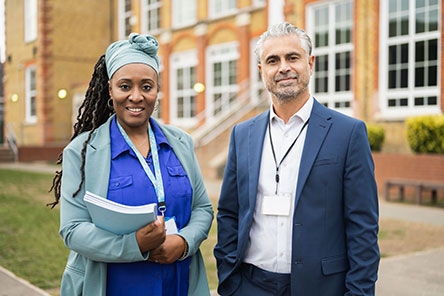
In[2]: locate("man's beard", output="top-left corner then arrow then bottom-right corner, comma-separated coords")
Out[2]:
266,73 -> 309,103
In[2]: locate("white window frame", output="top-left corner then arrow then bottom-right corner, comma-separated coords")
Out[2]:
379,0 -> 441,120
170,50 -> 198,127
24,0 -> 37,43
253,0 -> 266,7
209,0 -> 237,19
250,38 -> 267,104
206,42 -> 240,121
307,0 -> 354,117
118,0 -> 132,40
25,65 -> 37,123
141,0 -> 162,35
172,0 -> 196,28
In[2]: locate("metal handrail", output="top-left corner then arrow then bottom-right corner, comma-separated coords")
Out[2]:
192,79 -> 267,148
6,123 -> 18,161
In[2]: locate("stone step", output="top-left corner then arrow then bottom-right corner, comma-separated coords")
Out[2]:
0,147 -> 15,163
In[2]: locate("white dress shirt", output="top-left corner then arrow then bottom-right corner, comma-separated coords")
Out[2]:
243,96 -> 313,273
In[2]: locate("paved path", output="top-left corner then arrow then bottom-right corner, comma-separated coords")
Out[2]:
1,162 -> 444,295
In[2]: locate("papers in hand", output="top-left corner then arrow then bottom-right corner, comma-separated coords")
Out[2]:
84,191 -> 157,235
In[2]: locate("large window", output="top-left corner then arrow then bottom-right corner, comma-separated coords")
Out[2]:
308,0 -> 354,114
206,43 -> 239,118
209,0 -> 237,18
380,0 -> 440,118
24,0 -> 37,42
172,0 -> 196,28
141,0 -> 162,34
118,0 -> 132,39
170,51 -> 197,125
25,66 -> 37,123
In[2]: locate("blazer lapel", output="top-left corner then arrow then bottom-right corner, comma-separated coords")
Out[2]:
294,100 -> 332,207
248,111 -> 269,210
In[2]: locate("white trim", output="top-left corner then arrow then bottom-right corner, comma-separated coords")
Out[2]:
24,0 -> 37,43
205,42 -> 240,122
268,0 -> 284,27
170,50 -> 198,127
172,0 -> 197,29
25,65 -> 37,124
378,0 -> 441,120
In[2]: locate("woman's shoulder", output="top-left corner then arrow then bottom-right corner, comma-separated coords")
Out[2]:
157,121 -> 192,142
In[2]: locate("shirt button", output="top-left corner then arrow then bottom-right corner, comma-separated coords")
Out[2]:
115,182 -> 119,187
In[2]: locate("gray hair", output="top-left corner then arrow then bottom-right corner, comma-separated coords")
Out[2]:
254,22 -> 313,64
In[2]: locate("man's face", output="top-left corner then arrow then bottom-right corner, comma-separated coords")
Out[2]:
259,35 -> 314,103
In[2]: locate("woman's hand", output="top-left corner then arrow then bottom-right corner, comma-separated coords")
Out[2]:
136,216 -> 166,253
148,235 -> 186,264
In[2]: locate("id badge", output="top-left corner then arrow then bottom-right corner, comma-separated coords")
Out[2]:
262,194 -> 292,216
165,216 -> 178,235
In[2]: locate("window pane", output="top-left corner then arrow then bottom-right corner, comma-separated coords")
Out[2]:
415,97 -> 424,105
429,9 -> 438,31
177,68 -> 183,90
415,67 -> 425,87
229,60 -> 237,85
401,17 -> 409,35
429,39 -> 437,60
400,98 -> 408,106
190,96 -> 196,116
389,0 -> 397,13
416,0 -> 425,8
388,71 -> 397,89
401,44 -> 408,63
213,63 -> 222,86
428,96 -> 437,105
416,12 -> 425,33
401,0 -> 409,10
428,66 -> 437,86
31,97 -> 36,116
389,19 -> 397,37
389,45 -> 397,64
30,69 -> 36,90
190,67 -> 196,87
415,41 -> 425,62
400,69 -> 408,88
388,99 -> 396,107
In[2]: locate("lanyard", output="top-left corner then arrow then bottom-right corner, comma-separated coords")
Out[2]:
116,120 -> 166,215
268,117 -> 309,194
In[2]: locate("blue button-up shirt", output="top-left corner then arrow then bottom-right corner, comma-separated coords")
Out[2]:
106,117 -> 192,296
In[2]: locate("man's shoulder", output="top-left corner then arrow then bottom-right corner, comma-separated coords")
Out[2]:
235,110 -> 269,131
313,100 -> 363,126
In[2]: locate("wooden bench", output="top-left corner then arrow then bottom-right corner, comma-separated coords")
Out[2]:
384,179 -> 444,205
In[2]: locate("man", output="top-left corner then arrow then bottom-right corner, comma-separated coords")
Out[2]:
214,22 -> 379,296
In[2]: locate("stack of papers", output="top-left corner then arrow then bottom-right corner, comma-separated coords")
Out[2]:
84,191 -> 157,235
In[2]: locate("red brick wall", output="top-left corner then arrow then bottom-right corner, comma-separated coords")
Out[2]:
18,145 -> 64,163
373,153 -> 444,198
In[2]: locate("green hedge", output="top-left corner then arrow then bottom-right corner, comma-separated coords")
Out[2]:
406,115 -> 444,154
367,124 -> 385,152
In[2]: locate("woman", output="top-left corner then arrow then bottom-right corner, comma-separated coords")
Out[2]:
49,33 -> 213,296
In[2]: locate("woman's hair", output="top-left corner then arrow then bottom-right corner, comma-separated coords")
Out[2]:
48,55 -> 114,208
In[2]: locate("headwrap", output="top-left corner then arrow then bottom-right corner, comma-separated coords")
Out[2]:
105,33 -> 160,79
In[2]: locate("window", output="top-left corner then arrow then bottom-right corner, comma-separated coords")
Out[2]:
118,0 -> 132,39
380,0 -> 440,118
172,0 -> 196,28
170,51 -> 197,125
206,42 -> 239,118
141,0 -> 162,34
308,0 -> 354,114
25,66 -> 37,123
209,0 -> 237,18
24,0 -> 37,42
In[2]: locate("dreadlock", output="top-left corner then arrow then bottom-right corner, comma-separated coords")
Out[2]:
48,55 -> 114,208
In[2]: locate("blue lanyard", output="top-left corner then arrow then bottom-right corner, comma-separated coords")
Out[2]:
116,120 -> 166,215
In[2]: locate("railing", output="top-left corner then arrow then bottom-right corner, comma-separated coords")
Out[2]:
192,79 -> 268,148
6,123 -> 18,161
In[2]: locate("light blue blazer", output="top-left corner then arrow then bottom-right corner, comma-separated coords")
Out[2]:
59,115 -> 213,296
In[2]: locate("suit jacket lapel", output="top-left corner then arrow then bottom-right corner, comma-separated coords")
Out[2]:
294,100 -> 332,207
248,111 -> 269,210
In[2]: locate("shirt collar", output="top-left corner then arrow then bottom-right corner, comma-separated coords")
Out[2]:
110,117 -> 170,160
269,95 -> 313,125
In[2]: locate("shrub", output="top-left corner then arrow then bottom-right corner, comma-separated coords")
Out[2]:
406,115 -> 444,154
367,124 -> 385,152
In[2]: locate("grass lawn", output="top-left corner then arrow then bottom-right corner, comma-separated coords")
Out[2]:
0,169 -> 69,291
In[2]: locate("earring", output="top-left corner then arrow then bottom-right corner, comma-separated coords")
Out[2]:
107,98 -> 114,110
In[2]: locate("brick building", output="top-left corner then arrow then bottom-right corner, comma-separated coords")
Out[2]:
2,0 -> 443,161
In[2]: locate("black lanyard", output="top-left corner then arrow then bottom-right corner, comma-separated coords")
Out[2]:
268,117 -> 310,194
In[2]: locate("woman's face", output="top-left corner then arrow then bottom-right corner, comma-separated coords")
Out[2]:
109,63 -> 158,134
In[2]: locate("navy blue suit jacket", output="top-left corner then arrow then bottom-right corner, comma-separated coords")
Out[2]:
214,99 -> 379,295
